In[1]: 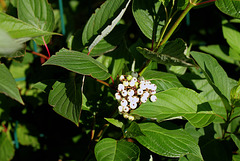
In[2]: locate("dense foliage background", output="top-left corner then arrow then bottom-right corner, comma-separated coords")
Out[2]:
0,0 -> 240,160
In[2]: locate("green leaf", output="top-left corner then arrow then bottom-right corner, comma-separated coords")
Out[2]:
43,49 -> 111,80
124,122 -> 144,138
191,51 -> 232,112
0,64 -> 24,104
0,29 -> 24,57
82,24 -> 127,57
82,0 -> 131,50
137,39 -> 194,66
94,138 -> 140,161
231,133 -> 240,149
48,75 -> 83,126
17,123 -> 40,149
215,0 -> 240,18
199,45 -> 235,64
132,0 -> 165,41
0,133 -> 15,161
222,19 -> 240,53
105,118 -> 123,128
17,0 -> 55,45
132,87 -> 216,128
231,84 -> 240,107
135,122 -> 203,159
96,42 -> 129,80
142,70 -> 183,91
0,12 -> 57,39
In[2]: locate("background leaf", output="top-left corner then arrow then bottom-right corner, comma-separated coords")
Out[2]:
94,138 -> 140,161
17,0 -> 55,44
135,122 -> 203,159
44,49 -> 111,80
132,87 -> 216,128
0,12 -> 57,39
142,70 -> 183,91
222,19 -> 240,53
215,0 -> 240,18
132,0 -> 165,41
199,45 -> 235,64
0,133 -> 15,161
105,118 -> 123,129
0,29 -> 23,57
191,51 -> 236,112
137,39 -> 194,66
0,64 -> 24,104
48,75 -> 83,126
82,0 -> 131,49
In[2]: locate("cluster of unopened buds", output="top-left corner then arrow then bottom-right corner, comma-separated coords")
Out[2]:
115,72 -> 157,121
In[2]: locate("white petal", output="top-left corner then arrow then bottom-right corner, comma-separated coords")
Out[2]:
150,95 -> 157,102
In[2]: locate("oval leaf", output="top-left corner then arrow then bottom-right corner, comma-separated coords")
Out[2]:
17,0 -> 56,44
132,87 -> 216,128
94,138 -> 140,161
132,0 -> 165,41
82,0 -> 131,50
0,64 -> 24,104
43,49 -> 111,80
135,122 -> 203,159
48,75 -> 83,126
137,39 -> 194,66
142,70 -> 183,91
191,51 -> 234,112
0,12 -> 57,39
215,0 -> 240,18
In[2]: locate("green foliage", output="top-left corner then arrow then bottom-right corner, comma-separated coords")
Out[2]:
1,0 -> 240,160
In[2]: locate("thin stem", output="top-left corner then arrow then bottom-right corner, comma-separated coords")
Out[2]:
26,50 -> 48,60
91,113 -> 96,141
196,0 -> 216,6
42,36 -> 51,58
156,2 -> 195,49
93,77 -> 111,88
215,114 -> 226,122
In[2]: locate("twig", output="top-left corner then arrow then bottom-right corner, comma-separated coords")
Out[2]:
26,50 -> 48,59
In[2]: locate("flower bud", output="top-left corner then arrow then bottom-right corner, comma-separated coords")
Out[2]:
137,88 -> 143,95
123,106 -> 130,113
128,89 -> 134,96
118,106 -> 123,113
118,84 -> 124,91
150,95 -> 157,102
123,113 -> 129,118
141,96 -> 148,103
121,99 -> 128,106
143,91 -> 150,98
150,90 -> 156,95
121,90 -> 128,97
123,81 -> 129,87
128,115 -> 135,121
127,75 -> 133,81
119,75 -> 125,82
129,80 -> 135,87
131,72 -> 138,78
115,92 -> 121,101
150,84 -> 157,91
130,102 -> 137,109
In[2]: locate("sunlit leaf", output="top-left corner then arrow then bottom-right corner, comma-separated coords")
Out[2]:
95,138 -> 140,161
18,0 -> 56,44
135,122 -> 203,159
44,49 -> 111,80
82,0 -> 131,51
105,118 -> 123,128
142,70 -> 183,91
191,51 -> 234,112
0,12 -> 57,39
132,87 -> 216,128
132,0 -> 165,41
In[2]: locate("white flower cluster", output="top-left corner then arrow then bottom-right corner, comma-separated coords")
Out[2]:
115,72 -> 157,121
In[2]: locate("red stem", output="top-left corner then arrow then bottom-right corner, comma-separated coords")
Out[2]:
196,0 -> 216,5
2,123 -> 7,132
26,50 -> 48,60
110,76 -> 114,85
42,36 -> 51,59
